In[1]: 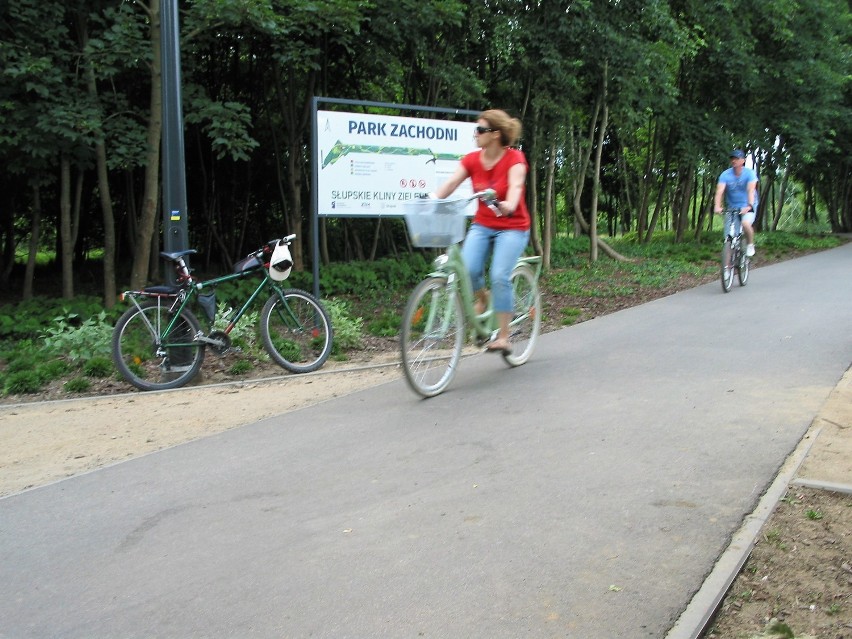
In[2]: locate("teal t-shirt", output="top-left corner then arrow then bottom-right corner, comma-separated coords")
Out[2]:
718,167 -> 758,209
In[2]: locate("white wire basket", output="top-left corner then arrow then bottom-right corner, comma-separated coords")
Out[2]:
403,198 -> 470,248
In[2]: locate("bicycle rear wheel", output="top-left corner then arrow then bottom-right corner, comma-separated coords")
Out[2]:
503,264 -> 541,367
260,288 -> 333,373
737,251 -> 750,286
400,276 -> 465,397
112,301 -> 205,391
721,240 -> 734,293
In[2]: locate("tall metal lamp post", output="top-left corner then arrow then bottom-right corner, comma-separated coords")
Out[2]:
160,0 -> 188,280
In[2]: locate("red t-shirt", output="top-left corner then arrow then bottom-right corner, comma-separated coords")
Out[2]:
461,148 -> 530,231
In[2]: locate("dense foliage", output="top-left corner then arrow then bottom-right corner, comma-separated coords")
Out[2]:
1,0 -> 850,304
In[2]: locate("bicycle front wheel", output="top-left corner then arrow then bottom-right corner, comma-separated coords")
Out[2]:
721,240 -> 734,293
504,264 -> 541,367
400,276 -> 465,397
738,251 -> 750,286
112,301 -> 205,391
260,289 -> 333,373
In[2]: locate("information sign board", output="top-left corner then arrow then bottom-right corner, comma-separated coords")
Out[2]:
315,110 -> 477,217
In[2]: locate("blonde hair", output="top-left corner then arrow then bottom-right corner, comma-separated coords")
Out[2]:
479,109 -> 522,147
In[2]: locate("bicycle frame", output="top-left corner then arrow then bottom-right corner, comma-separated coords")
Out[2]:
120,252 -> 295,350
425,240 -> 542,344
724,209 -> 743,242
720,209 -> 750,293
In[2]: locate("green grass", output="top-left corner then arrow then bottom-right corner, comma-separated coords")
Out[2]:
83,357 -> 113,378
560,307 -> 582,326
64,377 -> 92,393
228,359 -> 253,375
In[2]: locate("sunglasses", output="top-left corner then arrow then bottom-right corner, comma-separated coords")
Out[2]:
474,126 -> 495,134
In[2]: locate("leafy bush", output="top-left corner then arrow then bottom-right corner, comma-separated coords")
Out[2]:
367,309 -> 401,337
0,296 -> 118,341
213,302 -> 260,354
3,341 -> 54,380
317,254 -> 430,296
323,298 -> 363,351
320,263 -> 380,295
42,310 -> 113,363
213,277 -> 263,309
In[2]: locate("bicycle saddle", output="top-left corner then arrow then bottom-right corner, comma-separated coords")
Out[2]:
160,249 -> 198,261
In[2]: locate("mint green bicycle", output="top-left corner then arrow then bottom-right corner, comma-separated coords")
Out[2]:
400,192 -> 542,397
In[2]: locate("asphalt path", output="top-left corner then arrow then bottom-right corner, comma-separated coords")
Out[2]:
2,243 -> 851,639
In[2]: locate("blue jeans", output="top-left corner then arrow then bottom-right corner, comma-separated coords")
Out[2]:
461,224 -> 530,313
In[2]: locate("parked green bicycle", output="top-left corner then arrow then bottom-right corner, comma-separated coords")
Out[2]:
112,234 -> 333,391
400,192 -> 542,397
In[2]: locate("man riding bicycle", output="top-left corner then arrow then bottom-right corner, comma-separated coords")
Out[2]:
714,149 -> 758,257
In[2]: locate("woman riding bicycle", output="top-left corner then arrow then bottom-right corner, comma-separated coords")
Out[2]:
431,109 -> 530,355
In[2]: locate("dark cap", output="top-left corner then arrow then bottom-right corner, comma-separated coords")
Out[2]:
729,149 -> 745,159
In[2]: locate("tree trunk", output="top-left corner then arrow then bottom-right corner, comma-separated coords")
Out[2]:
526,107 -> 542,258
590,67 -> 608,262
79,14 -> 117,307
542,140 -> 556,271
129,0 -> 162,290
693,178 -> 714,241
0,190 -> 15,287
320,217 -> 329,265
97,140 -> 117,307
369,218 -> 381,261
636,116 -> 657,238
674,165 -> 694,243
23,184 -> 42,301
572,93 -> 630,263
571,97 -> 598,241
643,145 -> 672,243
59,155 -> 74,299
618,150 -> 633,233
772,168 -> 790,231
272,65 -> 316,272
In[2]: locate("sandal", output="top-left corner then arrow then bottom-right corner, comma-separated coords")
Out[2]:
485,340 -> 512,355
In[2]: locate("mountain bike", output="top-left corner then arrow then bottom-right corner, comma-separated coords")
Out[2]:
112,235 -> 333,391
399,192 -> 542,397
720,209 -> 750,293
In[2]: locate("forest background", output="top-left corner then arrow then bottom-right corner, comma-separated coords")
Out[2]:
1,0 -> 851,308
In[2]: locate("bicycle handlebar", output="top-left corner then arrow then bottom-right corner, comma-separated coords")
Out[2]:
472,189 -> 497,201
255,234 -> 297,257
429,189 -> 505,215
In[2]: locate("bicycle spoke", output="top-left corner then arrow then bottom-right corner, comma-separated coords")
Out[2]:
721,240 -> 734,293
261,289 -> 332,373
401,277 -> 464,397
112,302 -> 204,391
504,265 -> 541,366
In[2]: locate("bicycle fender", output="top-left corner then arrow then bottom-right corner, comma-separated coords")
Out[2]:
516,255 -> 543,279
